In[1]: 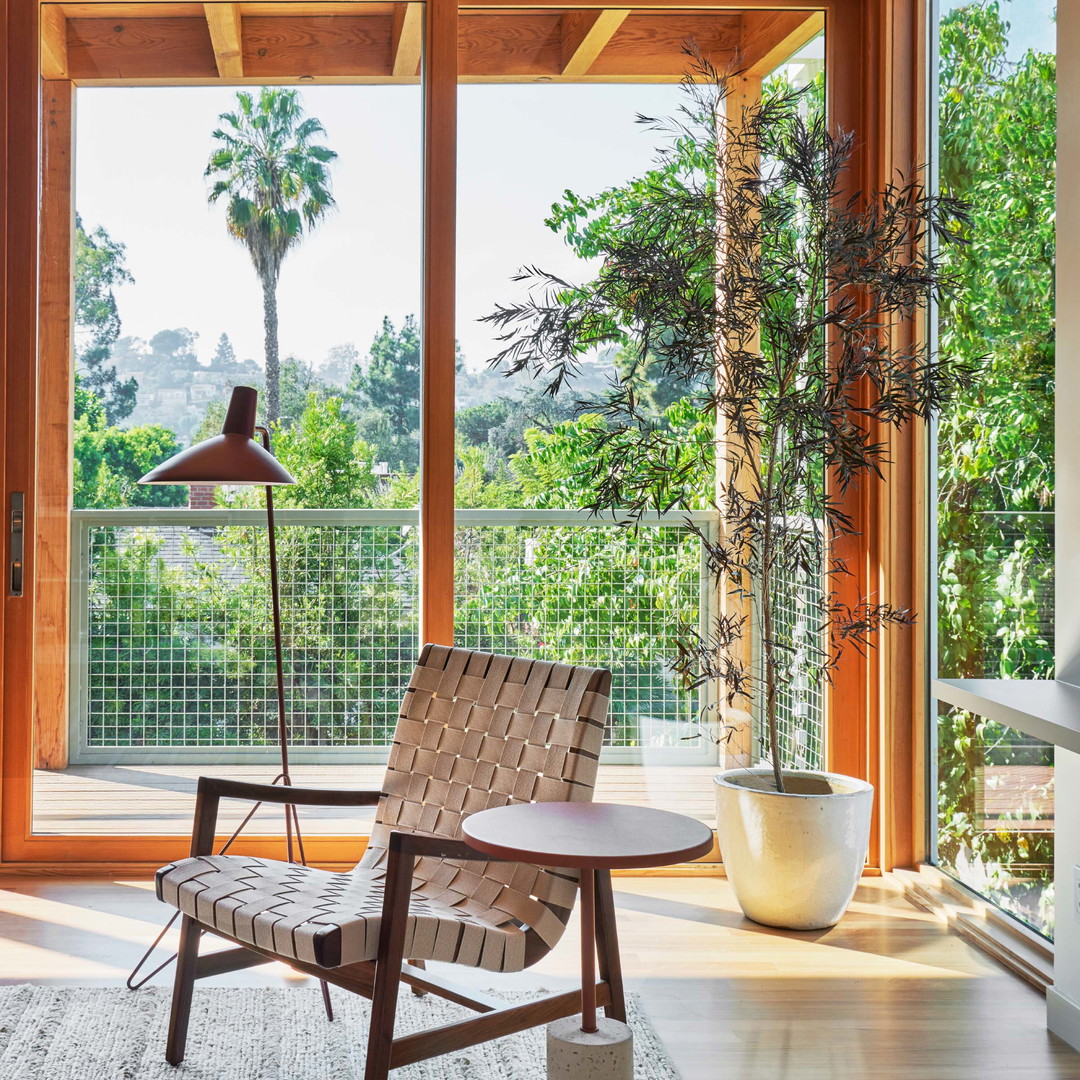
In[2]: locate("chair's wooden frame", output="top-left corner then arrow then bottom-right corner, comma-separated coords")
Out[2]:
165,776 -> 626,1080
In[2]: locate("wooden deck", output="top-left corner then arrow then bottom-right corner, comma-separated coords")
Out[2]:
32,763 -> 718,835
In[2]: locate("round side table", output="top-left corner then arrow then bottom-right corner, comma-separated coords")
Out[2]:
462,801 -> 713,1079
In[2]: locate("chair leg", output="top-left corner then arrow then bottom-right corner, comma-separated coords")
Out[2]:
165,915 -> 201,1065
407,958 -> 428,997
594,869 -> 627,1024
365,844 -> 412,1080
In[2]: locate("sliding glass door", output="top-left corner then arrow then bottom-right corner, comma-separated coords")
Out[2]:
931,0 -> 1057,936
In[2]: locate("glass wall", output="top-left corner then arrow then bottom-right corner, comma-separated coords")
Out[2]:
34,4 -> 425,833
28,2 -> 834,843
455,10 -> 825,823
933,1 -> 1056,935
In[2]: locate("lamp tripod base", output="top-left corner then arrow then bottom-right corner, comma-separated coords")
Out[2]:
125,773 -> 333,1021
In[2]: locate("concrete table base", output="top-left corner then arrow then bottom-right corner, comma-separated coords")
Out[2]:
547,1015 -> 633,1080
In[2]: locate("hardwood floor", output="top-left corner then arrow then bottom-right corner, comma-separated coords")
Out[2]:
0,873 -> 1074,1077
31,763 -> 719,834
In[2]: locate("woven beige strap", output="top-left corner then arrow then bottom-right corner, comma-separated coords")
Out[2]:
359,645 -> 611,962
157,646 -> 611,974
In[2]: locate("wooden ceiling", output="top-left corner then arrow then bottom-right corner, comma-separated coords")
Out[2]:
40,3 -> 823,85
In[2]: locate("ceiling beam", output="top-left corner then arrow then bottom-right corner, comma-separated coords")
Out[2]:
739,10 -> 823,78
560,9 -> 629,78
390,2 -> 422,78
204,2 -> 243,78
41,6 -> 69,78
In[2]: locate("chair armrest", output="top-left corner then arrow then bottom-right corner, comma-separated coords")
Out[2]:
188,776 -> 382,857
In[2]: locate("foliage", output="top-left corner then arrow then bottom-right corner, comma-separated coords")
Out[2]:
270,394 -> 377,509
934,1 -> 1056,935
486,58 -> 971,791
75,214 -> 138,424
320,342 -> 360,389
346,315 -> 422,472
206,88 -> 337,422
209,332 -> 239,370
73,380 -> 186,509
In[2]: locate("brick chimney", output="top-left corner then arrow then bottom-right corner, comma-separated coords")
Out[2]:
188,484 -> 217,510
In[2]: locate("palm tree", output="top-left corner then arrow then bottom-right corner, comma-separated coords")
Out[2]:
206,88 -> 337,422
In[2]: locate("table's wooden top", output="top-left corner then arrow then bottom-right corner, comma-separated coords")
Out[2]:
461,801 -> 714,869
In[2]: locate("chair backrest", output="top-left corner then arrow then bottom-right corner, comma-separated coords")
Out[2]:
359,644 -> 612,968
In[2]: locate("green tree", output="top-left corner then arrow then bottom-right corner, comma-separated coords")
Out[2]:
347,315 -> 421,471
206,88 -> 337,423
271,393 -> 377,509
209,332 -> 238,370
73,379 -> 185,509
935,1 -> 1056,935
320,342 -> 360,389
75,214 -> 137,424
278,355 -> 333,425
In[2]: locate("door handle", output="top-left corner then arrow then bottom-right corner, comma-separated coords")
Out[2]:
9,492 -> 24,597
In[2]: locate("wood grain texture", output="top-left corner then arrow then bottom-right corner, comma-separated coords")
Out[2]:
823,0 -> 873,830
33,80 -> 74,771
203,2 -> 242,77
739,9 -> 823,76
716,72 -> 761,771
0,0 -> 9,878
457,12 -> 561,78
390,1 -> 421,77
875,0 -> 927,872
30,764 -> 720,836
0,874 -> 1073,1079
242,14 -> 391,78
419,0 -> 456,646
66,16 -> 217,79
40,5 -> 69,77
55,5 -> 827,85
560,9 -> 629,77
589,12 -> 740,77
1,0 -> 41,867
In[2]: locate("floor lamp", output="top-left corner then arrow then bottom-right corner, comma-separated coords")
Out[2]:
127,385 -> 332,1016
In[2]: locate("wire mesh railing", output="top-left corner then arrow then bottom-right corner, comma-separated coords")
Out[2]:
751,522 -> 826,771
71,508 -> 712,763
455,511 -> 710,749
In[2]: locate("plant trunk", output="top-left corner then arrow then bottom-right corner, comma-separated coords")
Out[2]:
761,552 -> 785,794
261,274 -> 280,424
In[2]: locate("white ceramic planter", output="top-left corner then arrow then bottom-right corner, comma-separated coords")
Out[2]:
714,768 -> 874,930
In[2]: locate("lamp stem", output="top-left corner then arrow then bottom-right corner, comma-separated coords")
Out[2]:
259,427 -> 293,865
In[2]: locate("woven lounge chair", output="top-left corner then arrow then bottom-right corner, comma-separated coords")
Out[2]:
157,644 -> 620,1080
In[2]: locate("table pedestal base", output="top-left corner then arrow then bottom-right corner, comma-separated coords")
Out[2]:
546,1015 -> 633,1080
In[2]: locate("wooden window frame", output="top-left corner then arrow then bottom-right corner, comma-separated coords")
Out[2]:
0,0 -> 925,870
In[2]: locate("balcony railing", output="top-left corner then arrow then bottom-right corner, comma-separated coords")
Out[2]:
70,508 -> 717,764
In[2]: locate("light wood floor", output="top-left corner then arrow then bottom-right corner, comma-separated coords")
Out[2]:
0,873 -> 1074,1078
32,763 -> 718,834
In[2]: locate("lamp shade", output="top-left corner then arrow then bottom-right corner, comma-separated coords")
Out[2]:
138,386 -> 295,486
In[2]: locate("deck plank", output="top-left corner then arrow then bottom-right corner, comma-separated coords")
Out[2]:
32,763 -> 719,834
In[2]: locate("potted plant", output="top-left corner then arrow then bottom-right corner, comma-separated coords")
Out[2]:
484,57 -> 970,929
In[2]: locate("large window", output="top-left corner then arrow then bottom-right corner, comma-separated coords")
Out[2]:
933,0 -> 1056,936
4,1 -> 909,864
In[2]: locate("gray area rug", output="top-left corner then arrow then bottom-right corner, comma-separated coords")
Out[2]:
0,986 -> 680,1079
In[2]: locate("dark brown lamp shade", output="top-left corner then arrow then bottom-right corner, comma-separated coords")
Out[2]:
138,385 -> 295,487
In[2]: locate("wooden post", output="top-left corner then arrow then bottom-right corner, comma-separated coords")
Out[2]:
875,0 -> 928,871
420,0 -> 458,647
34,80 -> 74,771
1,0 -> 41,860
716,73 -> 762,771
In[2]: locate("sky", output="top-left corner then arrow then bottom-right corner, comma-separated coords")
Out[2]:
941,0 -> 1056,56
77,82 -> 685,373
75,3 -> 1055,378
